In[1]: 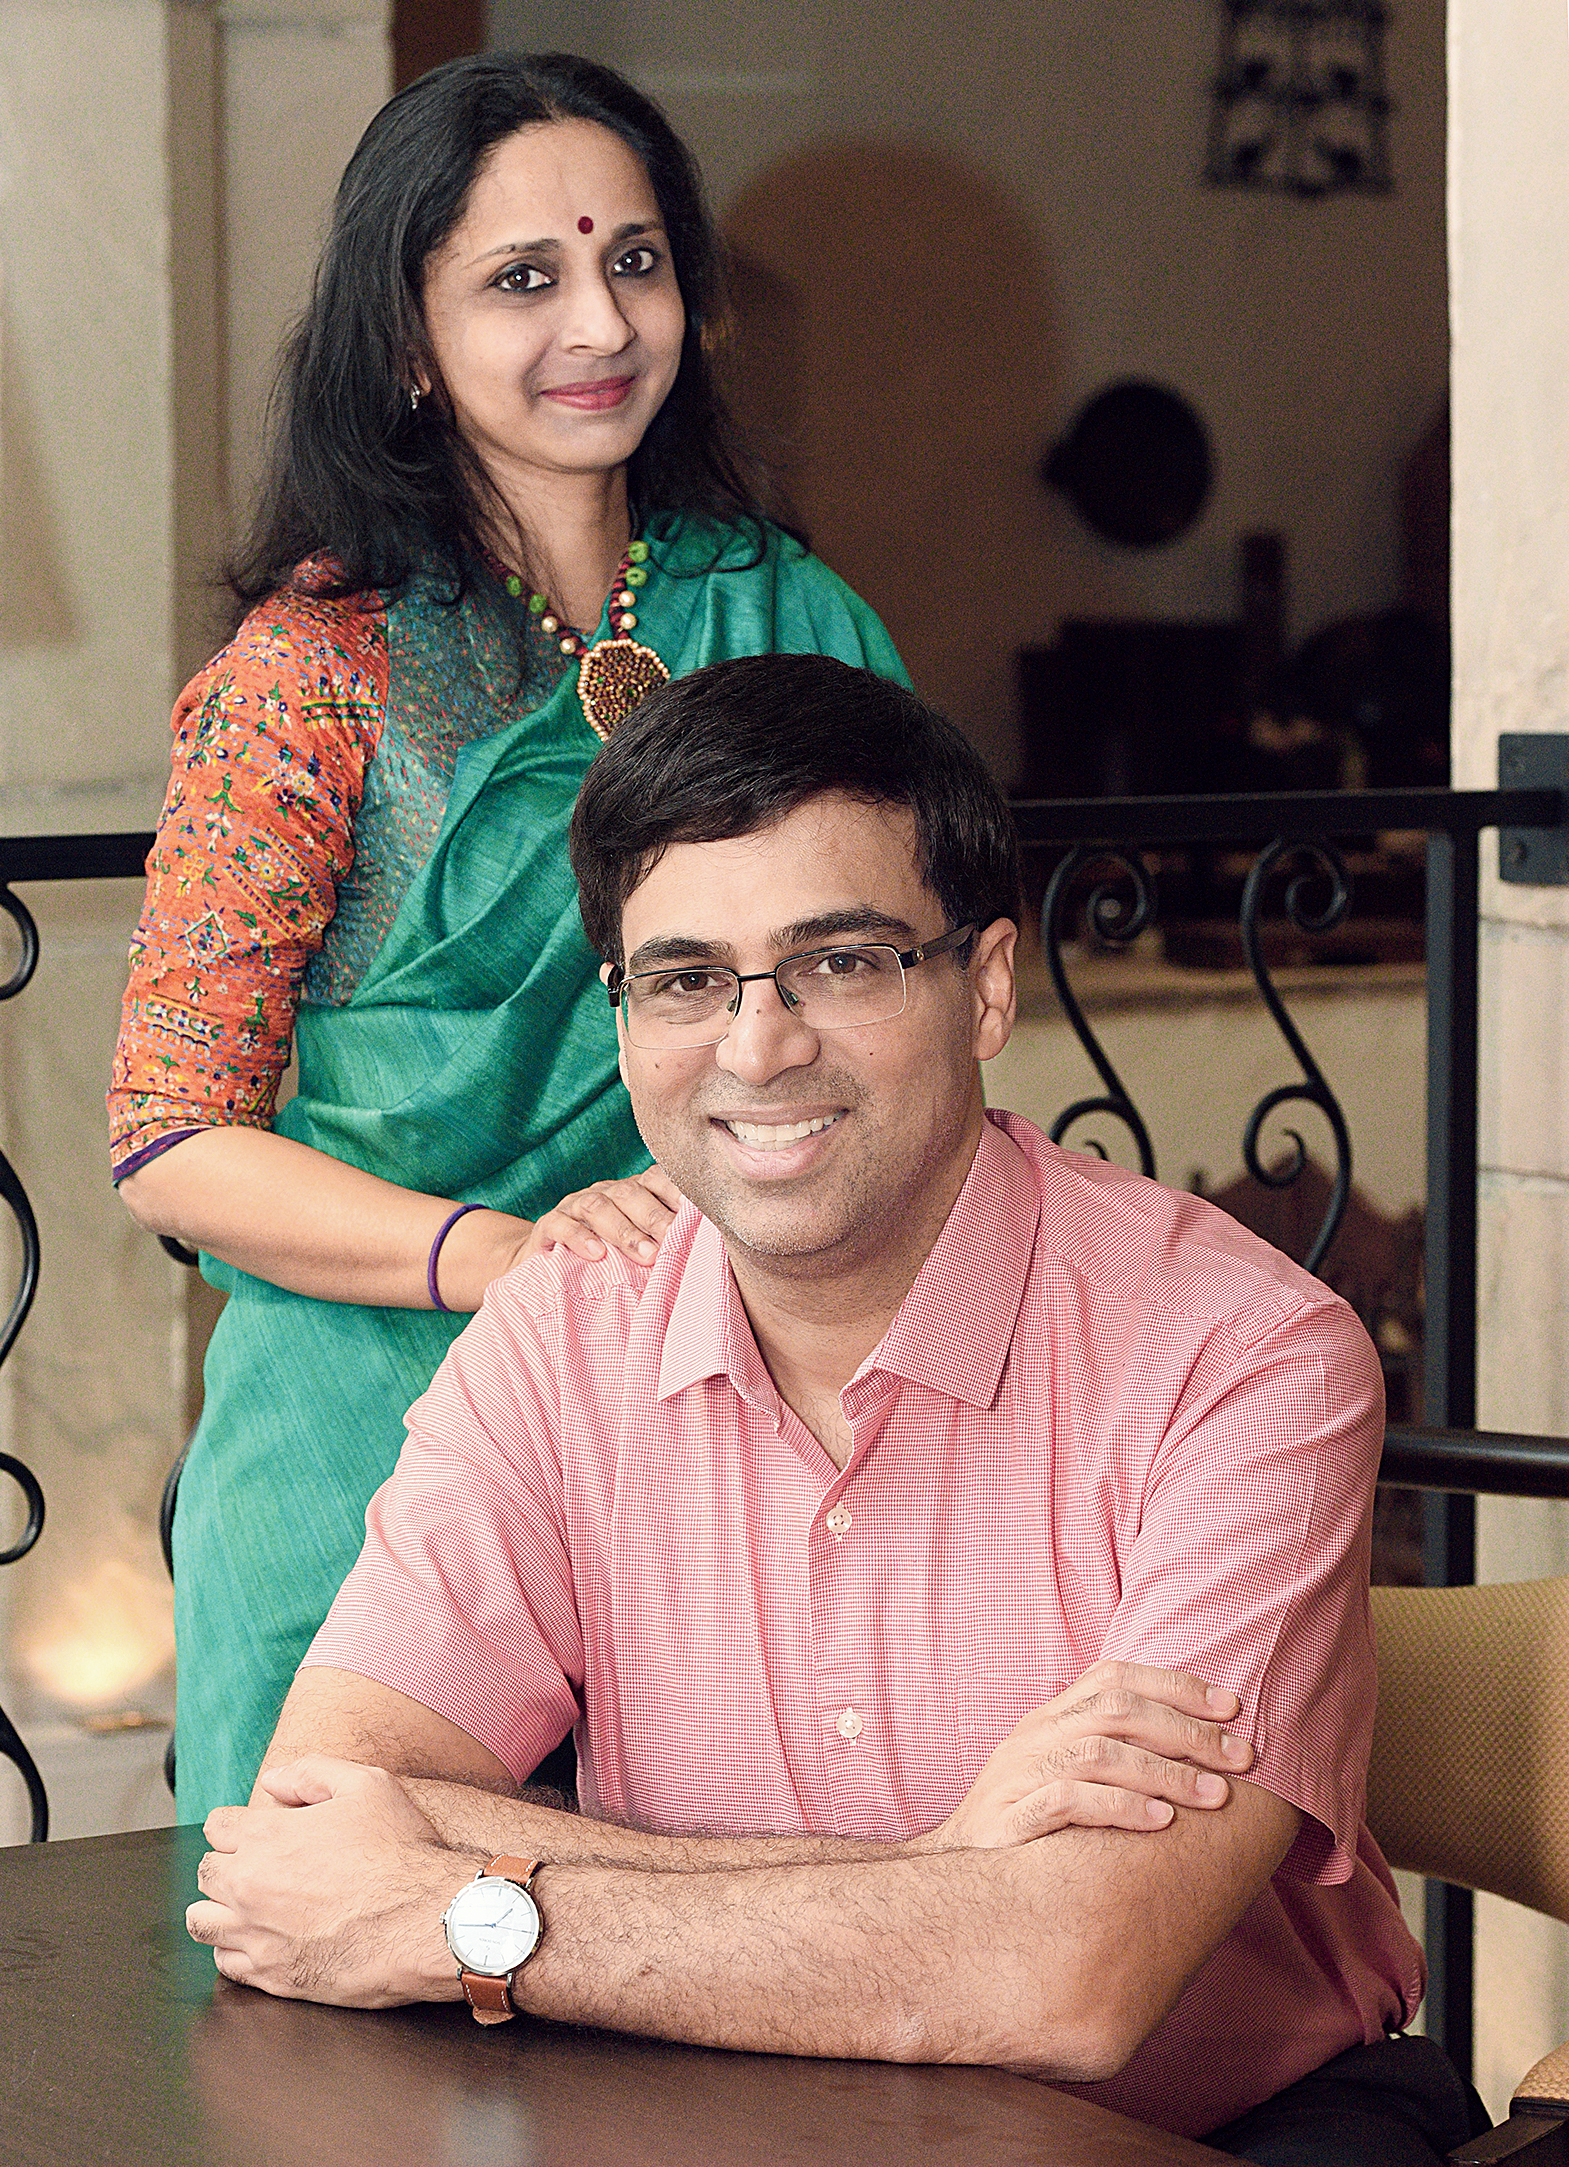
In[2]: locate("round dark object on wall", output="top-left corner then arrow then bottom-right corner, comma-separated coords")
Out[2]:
1042,381 -> 1214,549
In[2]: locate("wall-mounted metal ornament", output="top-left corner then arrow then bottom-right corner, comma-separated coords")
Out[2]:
1206,1 -> 1394,200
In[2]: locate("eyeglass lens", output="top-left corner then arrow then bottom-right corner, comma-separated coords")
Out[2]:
623,945 -> 909,1046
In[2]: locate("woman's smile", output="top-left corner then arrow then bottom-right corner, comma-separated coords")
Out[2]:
539,372 -> 639,411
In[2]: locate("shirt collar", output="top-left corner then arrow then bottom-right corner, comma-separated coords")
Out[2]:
655,1114 -> 1039,1416
859,1113 -> 1039,1410
656,1208 -> 780,1414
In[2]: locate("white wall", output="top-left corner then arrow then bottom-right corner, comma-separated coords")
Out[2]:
219,0 -> 392,516
0,0 -> 220,831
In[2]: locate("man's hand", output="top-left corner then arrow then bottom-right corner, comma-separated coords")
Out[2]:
923,1662 -> 1254,1851
186,1756 -> 477,2008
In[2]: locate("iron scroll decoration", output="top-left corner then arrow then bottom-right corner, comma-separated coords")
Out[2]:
0,1457 -> 47,1842
1042,836 -> 1354,1279
1041,847 -> 1158,1177
0,882 -> 48,1839
1238,839 -> 1354,1275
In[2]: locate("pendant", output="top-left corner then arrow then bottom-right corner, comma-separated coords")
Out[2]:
576,636 -> 671,742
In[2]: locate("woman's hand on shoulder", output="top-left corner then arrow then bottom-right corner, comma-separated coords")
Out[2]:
445,1168 -> 684,1305
524,1164 -> 684,1269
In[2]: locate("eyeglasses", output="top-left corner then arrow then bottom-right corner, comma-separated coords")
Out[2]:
607,924 -> 977,1050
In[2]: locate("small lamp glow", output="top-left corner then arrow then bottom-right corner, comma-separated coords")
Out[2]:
17,1554 -> 174,1711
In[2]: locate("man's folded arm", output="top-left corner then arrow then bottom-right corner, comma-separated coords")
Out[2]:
256,1659 -> 1258,1875
232,1664 -> 1300,2071
497,1780 -> 1300,2079
236,1668 -> 1300,2079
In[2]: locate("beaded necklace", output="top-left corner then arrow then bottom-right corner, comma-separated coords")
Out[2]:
503,538 -> 670,742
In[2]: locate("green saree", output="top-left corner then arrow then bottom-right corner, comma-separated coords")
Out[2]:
172,515 -> 907,1818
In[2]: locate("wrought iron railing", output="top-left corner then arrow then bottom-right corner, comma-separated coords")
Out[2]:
1,780 -> 1566,2072
0,831 -> 152,1841
1013,772 -> 1569,2078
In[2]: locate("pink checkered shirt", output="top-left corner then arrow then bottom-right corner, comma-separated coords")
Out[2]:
307,1110 -> 1423,2136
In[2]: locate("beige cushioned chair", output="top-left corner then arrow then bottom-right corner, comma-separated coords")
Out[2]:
1369,1579 -> 1569,2164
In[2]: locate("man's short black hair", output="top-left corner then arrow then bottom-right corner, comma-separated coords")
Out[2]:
569,655 -> 1023,965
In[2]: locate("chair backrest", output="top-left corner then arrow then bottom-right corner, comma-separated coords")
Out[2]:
1368,1577 -> 1569,1924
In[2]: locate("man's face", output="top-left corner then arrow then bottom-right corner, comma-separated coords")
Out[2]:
613,793 -> 1016,1275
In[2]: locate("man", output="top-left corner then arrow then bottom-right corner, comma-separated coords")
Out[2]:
188,657 -> 1480,2164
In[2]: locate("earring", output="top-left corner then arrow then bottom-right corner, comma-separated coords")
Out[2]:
410,387 -> 421,413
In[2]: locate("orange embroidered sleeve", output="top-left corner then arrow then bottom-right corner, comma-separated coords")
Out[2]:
108,586 -> 390,1177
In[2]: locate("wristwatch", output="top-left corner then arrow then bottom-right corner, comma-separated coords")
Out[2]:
442,1853 -> 544,2024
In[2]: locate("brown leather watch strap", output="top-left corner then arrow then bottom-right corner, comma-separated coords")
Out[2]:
486,1855 -> 542,1885
461,1972 -> 516,2020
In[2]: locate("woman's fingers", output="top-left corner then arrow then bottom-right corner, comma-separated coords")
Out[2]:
634,1163 -> 684,1212
535,1173 -> 681,1262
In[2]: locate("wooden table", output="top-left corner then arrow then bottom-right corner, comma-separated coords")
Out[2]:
0,1825 -> 1233,2166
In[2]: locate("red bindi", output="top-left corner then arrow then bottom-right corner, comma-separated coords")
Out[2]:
577,215 -> 595,234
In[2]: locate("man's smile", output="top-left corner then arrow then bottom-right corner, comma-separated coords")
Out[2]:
719,1111 -> 844,1151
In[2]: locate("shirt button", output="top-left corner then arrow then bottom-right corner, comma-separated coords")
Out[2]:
835,1707 -> 863,1741
825,1504 -> 853,1537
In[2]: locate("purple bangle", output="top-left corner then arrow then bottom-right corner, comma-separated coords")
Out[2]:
427,1203 -> 481,1312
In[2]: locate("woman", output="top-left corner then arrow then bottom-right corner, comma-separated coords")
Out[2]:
110,52 -> 905,1819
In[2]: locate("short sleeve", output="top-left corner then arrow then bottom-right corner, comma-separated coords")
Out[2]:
302,1269 -> 583,1783
108,583 -> 388,1175
1098,1293 -> 1384,1884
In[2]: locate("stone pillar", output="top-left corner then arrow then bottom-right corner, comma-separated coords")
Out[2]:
0,0 -> 387,1831
0,0 -> 223,816
219,0 -> 391,513
0,0 -> 224,1774
1450,0 -> 1569,2115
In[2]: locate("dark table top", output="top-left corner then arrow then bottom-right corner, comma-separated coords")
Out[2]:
0,1825 -> 1232,2166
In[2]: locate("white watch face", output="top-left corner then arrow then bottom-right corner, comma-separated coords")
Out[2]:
444,1875 -> 542,1976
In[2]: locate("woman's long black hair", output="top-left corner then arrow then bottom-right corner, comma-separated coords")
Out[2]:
228,52 -> 782,615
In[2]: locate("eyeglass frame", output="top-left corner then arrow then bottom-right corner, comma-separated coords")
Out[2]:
605,922 -> 979,1048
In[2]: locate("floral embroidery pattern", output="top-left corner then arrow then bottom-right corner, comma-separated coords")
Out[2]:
109,584 -> 389,1173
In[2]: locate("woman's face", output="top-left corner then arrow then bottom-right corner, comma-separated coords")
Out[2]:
420,117 -> 686,507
